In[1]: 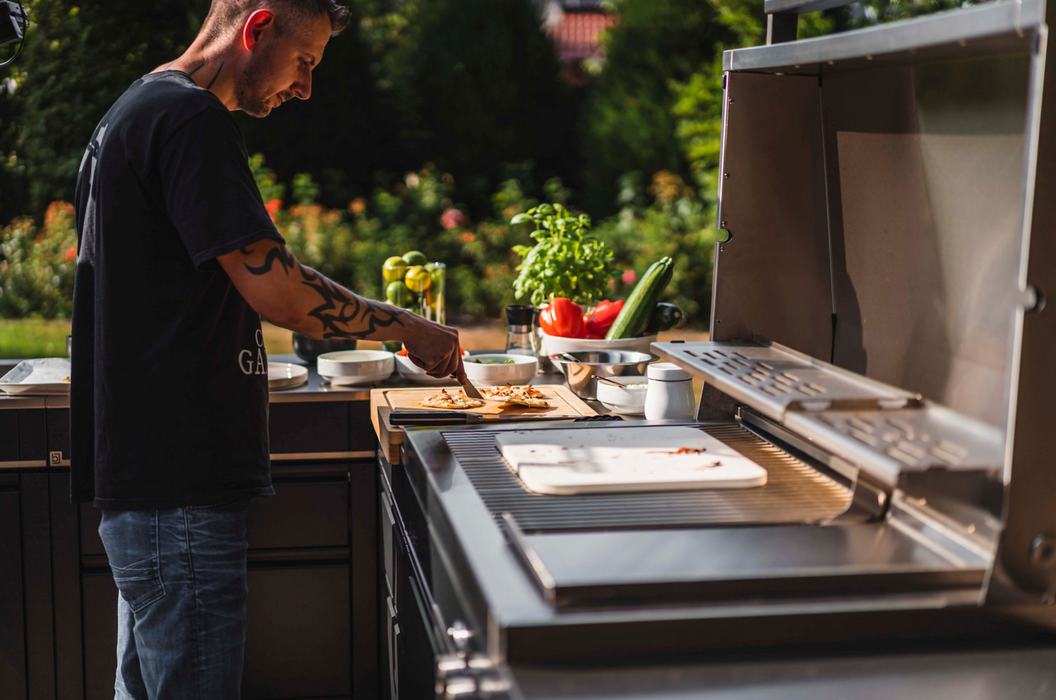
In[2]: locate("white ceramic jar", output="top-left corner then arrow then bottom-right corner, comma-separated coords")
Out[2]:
644,363 -> 695,420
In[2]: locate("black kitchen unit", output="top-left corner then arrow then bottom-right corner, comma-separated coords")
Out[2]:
0,359 -> 378,700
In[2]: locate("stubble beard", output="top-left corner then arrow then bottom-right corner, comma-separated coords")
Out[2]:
236,45 -> 289,118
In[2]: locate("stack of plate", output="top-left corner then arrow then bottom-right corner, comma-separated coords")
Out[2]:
317,350 -> 395,386
268,363 -> 309,391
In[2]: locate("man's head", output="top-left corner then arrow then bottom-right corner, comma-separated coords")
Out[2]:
199,0 -> 351,117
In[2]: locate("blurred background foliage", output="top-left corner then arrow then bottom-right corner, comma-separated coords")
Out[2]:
0,0 -> 972,331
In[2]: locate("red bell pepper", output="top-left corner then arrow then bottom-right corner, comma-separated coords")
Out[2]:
585,299 -> 624,337
539,298 -> 585,338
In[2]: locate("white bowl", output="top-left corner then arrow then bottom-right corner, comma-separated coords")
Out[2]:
394,352 -> 465,385
542,332 -> 658,357
317,350 -> 394,386
463,354 -> 538,386
596,376 -> 649,415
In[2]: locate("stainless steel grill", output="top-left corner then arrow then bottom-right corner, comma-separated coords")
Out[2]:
442,423 -> 852,532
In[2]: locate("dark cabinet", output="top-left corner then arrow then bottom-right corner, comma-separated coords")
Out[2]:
0,483 -> 26,700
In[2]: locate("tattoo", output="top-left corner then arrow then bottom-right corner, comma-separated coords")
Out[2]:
186,61 -> 206,77
299,267 -> 407,339
205,60 -> 225,90
240,245 -> 406,339
243,245 -> 297,277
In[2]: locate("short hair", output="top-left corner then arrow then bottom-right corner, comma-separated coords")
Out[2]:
201,0 -> 351,42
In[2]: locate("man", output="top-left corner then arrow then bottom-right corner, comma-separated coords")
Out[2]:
70,1 -> 465,697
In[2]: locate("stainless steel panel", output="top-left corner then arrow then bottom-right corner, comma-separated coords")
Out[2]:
997,23 -> 1056,602
521,521 -> 987,607
725,2 -> 1041,73
824,54 -> 1032,428
714,72 -> 833,360
653,341 -> 919,423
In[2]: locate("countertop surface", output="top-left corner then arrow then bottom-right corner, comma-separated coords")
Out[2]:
0,353 -> 491,407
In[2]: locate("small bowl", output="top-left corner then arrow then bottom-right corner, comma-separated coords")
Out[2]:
317,350 -> 394,386
596,376 -> 649,415
550,350 -> 658,400
463,354 -> 538,386
292,333 -> 358,364
394,350 -> 467,385
541,332 -> 658,357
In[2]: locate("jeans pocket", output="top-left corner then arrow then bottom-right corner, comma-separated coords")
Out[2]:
99,510 -> 166,613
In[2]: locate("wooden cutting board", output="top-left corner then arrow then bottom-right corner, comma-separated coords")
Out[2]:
495,426 -> 768,495
370,384 -> 595,465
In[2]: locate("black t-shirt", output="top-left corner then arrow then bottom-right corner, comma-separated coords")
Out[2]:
70,71 -> 283,509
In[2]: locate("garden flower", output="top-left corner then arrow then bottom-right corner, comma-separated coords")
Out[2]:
349,198 -> 366,215
264,199 -> 283,222
622,269 -> 637,285
442,208 -> 470,230
65,246 -> 77,262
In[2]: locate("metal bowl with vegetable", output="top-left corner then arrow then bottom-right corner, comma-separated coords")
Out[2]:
550,350 -> 658,401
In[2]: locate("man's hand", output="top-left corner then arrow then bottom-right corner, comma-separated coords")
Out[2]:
401,315 -> 466,380
217,240 -> 464,378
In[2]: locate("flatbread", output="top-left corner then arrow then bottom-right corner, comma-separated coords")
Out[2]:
418,388 -> 484,410
482,385 -> 550,409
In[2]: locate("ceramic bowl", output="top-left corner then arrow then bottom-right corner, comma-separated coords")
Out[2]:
394,351 -> 466,385
549,350 -> 658,400
462,354 -> 538,386
595,376 -> 649,415
317,350 -> 394,386
541,332 -> 658,357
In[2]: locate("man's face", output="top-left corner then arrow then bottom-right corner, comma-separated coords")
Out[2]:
236,13 -> 331,118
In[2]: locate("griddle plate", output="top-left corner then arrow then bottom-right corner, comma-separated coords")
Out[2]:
442,423 -> 852,532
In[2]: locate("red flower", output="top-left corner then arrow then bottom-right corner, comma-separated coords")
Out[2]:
461,232 -> 476,243
64,246 -> 77,262
441,208 -> 470,230
622,269 -> 637,285
265,199 -> 283,222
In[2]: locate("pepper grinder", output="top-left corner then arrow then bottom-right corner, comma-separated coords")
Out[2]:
504,305 -> 538,357
644,363 -> 695,420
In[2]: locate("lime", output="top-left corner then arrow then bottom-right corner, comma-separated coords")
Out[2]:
402,250 -> 428,266
405,266 -> 432,293
382,256 -> 408,282
385,280 -> 411,305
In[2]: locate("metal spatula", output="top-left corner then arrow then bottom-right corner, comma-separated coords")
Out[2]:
455,373 -> 485,400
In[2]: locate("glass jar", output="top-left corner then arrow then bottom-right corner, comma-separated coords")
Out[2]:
384,261 -> 445,324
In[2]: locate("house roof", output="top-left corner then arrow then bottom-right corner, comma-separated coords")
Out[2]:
548,10 -> 617,62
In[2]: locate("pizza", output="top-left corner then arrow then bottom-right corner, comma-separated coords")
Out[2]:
482,384 -> 550,409
418,388 -> 484,410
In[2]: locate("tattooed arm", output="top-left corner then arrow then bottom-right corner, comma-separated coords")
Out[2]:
217,240 -> 465,379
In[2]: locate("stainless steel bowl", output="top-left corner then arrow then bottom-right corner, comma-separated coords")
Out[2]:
550,350 -> 658,400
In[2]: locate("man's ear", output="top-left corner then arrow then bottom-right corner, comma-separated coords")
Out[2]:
243,9 -> 275,51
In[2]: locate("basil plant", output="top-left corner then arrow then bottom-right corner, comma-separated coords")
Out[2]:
510,203 -> 618,307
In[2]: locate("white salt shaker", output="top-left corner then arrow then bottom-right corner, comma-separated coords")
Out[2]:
644,363 -> 695,420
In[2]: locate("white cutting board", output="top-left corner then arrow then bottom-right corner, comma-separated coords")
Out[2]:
495,426 -> 768,495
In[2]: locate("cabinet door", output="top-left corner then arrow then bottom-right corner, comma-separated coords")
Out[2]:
0,487 -> 26,700
242,565 -> 351,699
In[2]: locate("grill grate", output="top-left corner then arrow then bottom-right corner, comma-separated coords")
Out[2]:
442,423 -> 853,532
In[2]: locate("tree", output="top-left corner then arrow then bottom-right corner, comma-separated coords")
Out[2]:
0,1 -> 209,221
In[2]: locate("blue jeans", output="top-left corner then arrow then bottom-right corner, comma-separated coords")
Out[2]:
98,500 -> 252,700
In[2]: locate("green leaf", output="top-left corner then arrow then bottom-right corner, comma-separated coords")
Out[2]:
510,213 -> 532,225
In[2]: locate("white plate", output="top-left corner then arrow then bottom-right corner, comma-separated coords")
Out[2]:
317,350 -> 394,385
0,358 -> 72,395
394,353 -> 460,386
463,354 -> 537,387
496,426 -> 768,495
268,362 -> 308,391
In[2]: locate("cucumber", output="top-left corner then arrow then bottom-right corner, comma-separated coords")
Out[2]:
644,302 -> 684,335
605,257 -> 674,339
